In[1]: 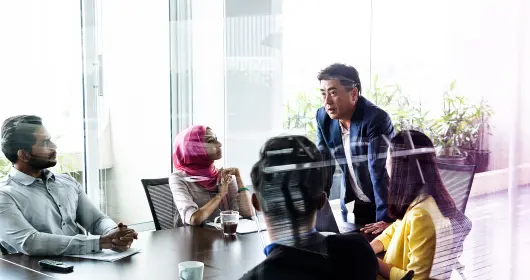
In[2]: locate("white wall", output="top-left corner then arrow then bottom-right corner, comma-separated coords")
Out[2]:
100,0 -> 171,223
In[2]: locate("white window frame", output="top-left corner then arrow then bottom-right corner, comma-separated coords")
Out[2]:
81,0 -> 102,209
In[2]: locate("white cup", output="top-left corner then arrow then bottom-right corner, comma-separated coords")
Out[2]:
178,261 -> 204,280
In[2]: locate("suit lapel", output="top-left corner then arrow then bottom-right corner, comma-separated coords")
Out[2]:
349,122 -> 361,157
349,98 -> 365,156
330,120 -> 343,152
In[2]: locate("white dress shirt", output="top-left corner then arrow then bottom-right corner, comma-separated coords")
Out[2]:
340,123 -> 372,203
0,168 -> 117,256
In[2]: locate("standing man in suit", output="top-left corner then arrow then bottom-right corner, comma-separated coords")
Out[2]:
315,63 -> 395,235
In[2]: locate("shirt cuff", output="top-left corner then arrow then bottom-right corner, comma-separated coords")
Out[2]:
375,235 -> 391,251
389,266 -> 406,280
98,218 -> 118,235
85,235 -> 102,254
184,207 -> 198,225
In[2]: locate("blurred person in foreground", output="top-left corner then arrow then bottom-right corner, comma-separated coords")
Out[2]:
0,115 -> 137,256
240,135 -> 377,280
315,63 -> 395,234
170,125 -> 253,226
371,130 -> 462,280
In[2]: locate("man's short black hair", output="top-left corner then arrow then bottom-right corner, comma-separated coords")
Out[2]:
317,63 -> 362,94
1,115 -> 43,164
250,135 -> 329,230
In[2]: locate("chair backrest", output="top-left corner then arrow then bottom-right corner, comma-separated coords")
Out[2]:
141,178 -> 181,230
436,162 -> 477,214
436,162 -> 475,276
0,243 -> 9,255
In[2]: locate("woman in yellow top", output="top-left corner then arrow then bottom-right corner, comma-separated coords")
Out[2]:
370,130 -> 458,280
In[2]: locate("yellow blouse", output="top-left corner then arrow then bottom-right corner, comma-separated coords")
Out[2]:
375,196 -> 453,280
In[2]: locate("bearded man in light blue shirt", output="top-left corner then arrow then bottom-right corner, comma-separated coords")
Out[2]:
0,115 -> 137,256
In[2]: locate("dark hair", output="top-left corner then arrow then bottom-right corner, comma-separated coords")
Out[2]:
387,130 -> 457,219
1,115 -> 43,164
317,63 -> 362,94
250,135 -> 329,237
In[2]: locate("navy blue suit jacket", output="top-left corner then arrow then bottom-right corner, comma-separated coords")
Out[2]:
316,96 -> 395,222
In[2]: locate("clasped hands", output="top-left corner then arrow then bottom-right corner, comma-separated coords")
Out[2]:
100,222 -> 138,252
217,168 -> 238,197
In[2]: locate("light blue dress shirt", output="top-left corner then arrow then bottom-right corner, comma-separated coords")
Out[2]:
0,167 -> 117,256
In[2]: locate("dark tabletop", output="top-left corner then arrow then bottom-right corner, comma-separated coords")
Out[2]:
0,226 -> 269,280
0,258 -> 53,280
0,212 -> 374,280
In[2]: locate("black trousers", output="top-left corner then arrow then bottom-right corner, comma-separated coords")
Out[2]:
353,201 -> 376,224
342,199 -> 376,225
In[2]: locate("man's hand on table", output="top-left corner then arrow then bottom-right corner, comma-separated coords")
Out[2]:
360,221 -> 390,235
100,223 -> 138,252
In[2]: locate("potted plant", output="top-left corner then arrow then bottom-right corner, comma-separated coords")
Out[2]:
432,81 -> 469,165
365,74 -> 410,131
283,91 -> 322,143
458,98 -> 493,172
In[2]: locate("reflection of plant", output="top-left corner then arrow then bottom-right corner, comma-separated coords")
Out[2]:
283,91 -> 321,142
282,78 -> 493,161
431,81 -> 491,157
53,153 -> 82,178
459,98 -> 493,151
0,157 -> 11,180
365,74 -> 433,134
0,153 -> 81,181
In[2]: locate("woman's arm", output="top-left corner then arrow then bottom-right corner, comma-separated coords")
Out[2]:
372,220 -> 399,253
170,173 -> 230,226
224,168 -> 253,217
381,209 -> 436,280
189,173 -> 232,226
377,258 -> 394,279
189,193 -> 225,226
370,239 -> 385,254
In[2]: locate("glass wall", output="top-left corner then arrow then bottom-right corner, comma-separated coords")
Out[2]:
168,0 -> 529,278
0,0 -> 85,183
88,0 -> 172,223
168,0 -> 530,192
1,0 -> 528,277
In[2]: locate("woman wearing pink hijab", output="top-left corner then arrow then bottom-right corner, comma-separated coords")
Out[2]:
169,125 -> 253,226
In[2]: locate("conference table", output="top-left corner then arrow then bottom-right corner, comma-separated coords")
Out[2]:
0,257 -> 53,280
0,211 -> 373,280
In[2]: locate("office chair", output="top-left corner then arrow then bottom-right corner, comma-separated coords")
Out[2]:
0,243 -> 9,255
437,162 -> 477,280
141,178 -> 182,230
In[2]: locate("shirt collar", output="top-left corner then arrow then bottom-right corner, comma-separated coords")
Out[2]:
263,228 -> 318,256
339,121 -> 349,135
408,193 -> 429,211
9,167 -> 55,186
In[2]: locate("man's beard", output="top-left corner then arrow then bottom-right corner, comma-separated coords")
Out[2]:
28,154 -> 57,170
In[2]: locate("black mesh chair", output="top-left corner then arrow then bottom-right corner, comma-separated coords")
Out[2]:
437,162 -> 477,280
141,178 -> 183,230
0,243 -> 9,255
437,162 -> 477,214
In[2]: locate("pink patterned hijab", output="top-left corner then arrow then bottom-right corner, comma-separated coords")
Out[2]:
173,125 -> 219,191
